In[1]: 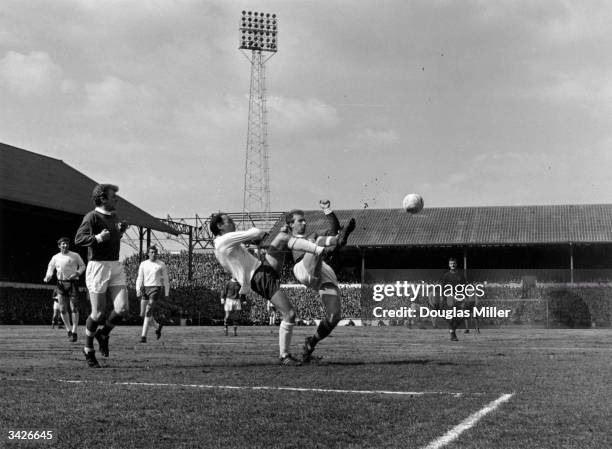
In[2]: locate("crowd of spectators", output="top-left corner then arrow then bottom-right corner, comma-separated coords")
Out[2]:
0,287 -> 91,325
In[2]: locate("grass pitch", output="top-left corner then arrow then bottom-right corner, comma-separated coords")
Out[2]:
1,325 -> 610,449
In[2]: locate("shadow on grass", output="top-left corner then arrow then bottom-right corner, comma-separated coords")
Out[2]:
312,358 -> 476,367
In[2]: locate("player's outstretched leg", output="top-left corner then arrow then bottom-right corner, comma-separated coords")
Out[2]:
230,311 -> 238,336
58,296 -> 72,340
95,286 -> 129,357
147,300 -> 162,340
69,295 -> 79,342
84,291 -> 105,367
140,298 -> 149,342
443,296 -> 459,341
303,283 -> 342,363
155,320 -> 163,340
84,316 -> 102,367
449,316 -> 459,341
269,290 -> 301,366
223,312 -> 230,336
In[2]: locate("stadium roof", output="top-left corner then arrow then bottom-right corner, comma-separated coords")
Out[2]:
0,142 -> 178,235
268,205 -> 612,247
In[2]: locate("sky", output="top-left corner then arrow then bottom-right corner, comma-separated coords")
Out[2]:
2,0 -> 612,219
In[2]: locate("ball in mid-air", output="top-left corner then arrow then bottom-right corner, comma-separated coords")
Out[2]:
402,193 -> 424,213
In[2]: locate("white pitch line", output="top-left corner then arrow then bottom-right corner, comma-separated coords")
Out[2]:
54,379 -> 483,397
421,393 -> 514,449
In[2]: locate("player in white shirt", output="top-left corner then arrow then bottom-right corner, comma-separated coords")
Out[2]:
44,237 -> 86,342
136,245 -> 170,343
211,212 -> 334,366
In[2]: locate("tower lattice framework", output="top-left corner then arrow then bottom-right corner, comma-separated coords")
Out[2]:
239,10 -> 278,229
243,50 -> 271,219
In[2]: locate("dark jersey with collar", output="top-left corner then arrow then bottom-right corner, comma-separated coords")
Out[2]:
442,270 -> 466,286
223,280 -> 245,300
75,210 -> 122,261
290,231 -> 325,262
290,210 -> 341,262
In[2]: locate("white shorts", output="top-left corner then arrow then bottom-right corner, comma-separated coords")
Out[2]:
53,302 -> 61,312
224,298 -> 242,312
86,261 -> 126,294
293,260 -> 338,291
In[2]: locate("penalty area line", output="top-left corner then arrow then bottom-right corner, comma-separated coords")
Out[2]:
421,393 -> 514,449
54,379 -> 487,397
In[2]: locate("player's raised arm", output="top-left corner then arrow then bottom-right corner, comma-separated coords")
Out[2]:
75,213 -> 101,247
216,227 -> 267,248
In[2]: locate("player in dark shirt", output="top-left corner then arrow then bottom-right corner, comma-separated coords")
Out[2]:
221,278 -> 246,336
442,257 -> 466,341
75,184 -> 129,368
286,200 -> 356,363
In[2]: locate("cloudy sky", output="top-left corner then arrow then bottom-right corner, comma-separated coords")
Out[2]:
2,0 -> 612,218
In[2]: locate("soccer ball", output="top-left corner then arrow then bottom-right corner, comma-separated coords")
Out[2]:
402,193 -> 424,213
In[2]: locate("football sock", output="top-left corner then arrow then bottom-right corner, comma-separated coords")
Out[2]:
99,311 -> 122,336
313,318 -> 335,345
60,311 -> 71,332
279,321 -> 294,357
287,237 -> 325,256
318,236 -> 334,247
142,316 -> 151,337
71,312 -> 79,333
85,317 -> 99,350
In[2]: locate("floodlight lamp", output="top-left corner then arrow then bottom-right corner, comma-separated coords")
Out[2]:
239,11 -> 277,51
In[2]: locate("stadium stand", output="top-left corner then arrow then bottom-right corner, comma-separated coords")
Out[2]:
2,142 -> 611,327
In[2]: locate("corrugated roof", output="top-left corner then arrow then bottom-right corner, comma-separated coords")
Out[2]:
0,142 -> 178,234
268,205 -> 612,246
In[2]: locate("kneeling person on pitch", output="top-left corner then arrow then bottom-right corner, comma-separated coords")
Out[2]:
136,245 -> 170,343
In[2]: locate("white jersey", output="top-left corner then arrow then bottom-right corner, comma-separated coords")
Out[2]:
136,259 -> 170,296
214,228 -> 262,295
45,251 -> 85,281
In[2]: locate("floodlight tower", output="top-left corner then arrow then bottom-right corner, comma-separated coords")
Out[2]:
239,10 -> 278,227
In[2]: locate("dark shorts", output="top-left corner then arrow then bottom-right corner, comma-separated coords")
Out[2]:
250,263 -> 281,300
56,280 -> 79,300
141,286 -> 162,302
